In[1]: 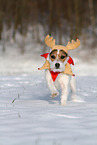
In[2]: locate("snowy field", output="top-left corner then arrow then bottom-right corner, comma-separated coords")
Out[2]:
0,74 -> 97,145
0,42 -> 97,145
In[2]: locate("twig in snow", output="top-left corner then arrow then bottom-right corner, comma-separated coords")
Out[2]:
12,98 -> 16,103
18,94 -> 20,99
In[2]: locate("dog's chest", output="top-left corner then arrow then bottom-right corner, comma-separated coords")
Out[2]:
54,73 -> 70,89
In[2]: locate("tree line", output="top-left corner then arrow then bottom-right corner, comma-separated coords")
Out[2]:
0,0 -> 97,51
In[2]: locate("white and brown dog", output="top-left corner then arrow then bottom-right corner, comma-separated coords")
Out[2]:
38,35 -> 82,105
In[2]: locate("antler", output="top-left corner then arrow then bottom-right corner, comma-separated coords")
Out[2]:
45,34 -> 55,48
66,39 -> 80,51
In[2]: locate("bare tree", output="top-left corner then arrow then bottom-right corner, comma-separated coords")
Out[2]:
67,0 -> 73,40
56,0 -> 62,44
74,0 -> 80,39
33,0 -> 41,43
89,0 -> 96,35
48,0 -> 53,33
0,0 -> 3,40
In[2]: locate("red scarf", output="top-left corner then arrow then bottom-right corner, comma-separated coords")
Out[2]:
50,71 -> 60,81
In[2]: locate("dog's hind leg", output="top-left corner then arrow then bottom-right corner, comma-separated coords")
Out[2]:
45,70 -> 59,98
70,77 -> 77,100
70,77 -> 84,102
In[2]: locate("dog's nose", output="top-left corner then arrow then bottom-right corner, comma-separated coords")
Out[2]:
55,63 -> 60,69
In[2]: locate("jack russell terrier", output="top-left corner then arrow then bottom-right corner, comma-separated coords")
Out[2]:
38,34 -> 82,106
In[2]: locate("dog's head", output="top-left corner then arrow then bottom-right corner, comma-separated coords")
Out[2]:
48,49 -> 69,72
45,34 -> 80,72
38,35 -> 80,71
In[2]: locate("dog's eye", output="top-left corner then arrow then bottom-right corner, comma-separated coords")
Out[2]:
51,55 -> 55,59
61,56 -> 65,59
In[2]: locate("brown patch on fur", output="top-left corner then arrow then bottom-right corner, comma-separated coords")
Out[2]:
58,50 -> 68,62
50,49 -> 57,61
50,49 -> 68,62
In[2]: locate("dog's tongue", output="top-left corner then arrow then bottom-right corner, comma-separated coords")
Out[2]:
41,53 -> 49,59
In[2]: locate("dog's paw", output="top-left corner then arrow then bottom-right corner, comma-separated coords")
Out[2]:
61,100 -> 67,106
72,96 -> 85,103
51,92 -> 59,98
72,98 -> 85,103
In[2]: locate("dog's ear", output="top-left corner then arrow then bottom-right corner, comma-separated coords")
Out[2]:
66,39 -> 80,51
45,34 -> 55,48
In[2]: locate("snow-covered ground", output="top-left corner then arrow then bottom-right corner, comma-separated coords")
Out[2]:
0,38 -> 97,145
0,74 -> 97,145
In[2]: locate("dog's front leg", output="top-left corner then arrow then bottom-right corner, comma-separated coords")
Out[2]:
58,74 -> 70,105
45,70 -> 59,97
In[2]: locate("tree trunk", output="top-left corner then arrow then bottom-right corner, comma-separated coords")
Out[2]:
67,0 -> 73,40
0,0 -> 3,40
48,0 -> 53,34
56,0 -> 62,45
89,0 -> 96,35
74,0 -> 80,39
34,0 -> 40,43
0,14 -> 2,40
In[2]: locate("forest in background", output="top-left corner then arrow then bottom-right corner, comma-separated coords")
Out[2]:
0,0 -> 97,54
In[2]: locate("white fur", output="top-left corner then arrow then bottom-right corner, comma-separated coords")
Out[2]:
45,69 -> 77,106
57,49 -> 60,55
48,55 -> 69,73
50,60 -> 65,72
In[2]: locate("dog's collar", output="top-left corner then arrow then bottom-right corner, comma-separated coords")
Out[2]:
50,70 -> 61,81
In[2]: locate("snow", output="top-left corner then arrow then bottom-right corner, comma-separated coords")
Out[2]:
0,74 -> 97,145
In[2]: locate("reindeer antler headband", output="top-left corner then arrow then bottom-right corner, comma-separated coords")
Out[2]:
45,34 -> 80,53
38,34 -> 80,76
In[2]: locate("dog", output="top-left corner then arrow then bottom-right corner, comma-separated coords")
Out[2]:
38,34 -> 82,105
45,49 -> 77,105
